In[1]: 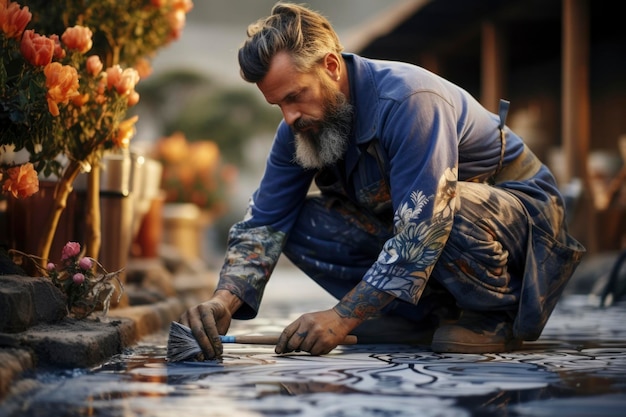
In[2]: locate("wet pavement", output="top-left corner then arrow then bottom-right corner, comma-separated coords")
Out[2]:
1,264 -> 626,417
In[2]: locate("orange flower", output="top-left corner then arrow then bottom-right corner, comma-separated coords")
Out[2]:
173,0 -> 193,13
167,8 -> 186,41
112,115 -> 139,148
71,93 -> 90,107
166,0 -> 193,42
106,65 -> 140,103
95,77 -> 108,104
127,90 -> 140,107
189,141 -> 219,172
175,164 -> 195,185
61,25 -> 93,53
116,68 -> 140,96
0,1 -> 31,39
44,62 -> 80,116
86,55 -> 103,76
105,65 -> 122,90
20,29 -> 54,66
155,132 -> 189,164
2,162 -> 39,199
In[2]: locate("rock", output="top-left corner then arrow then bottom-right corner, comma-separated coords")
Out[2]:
0,275 -> 66,333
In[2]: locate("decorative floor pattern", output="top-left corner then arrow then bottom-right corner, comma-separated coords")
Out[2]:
2,296 -> 626,417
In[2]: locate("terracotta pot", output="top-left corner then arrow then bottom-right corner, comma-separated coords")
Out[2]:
132,192 -> 165,258
5,180 -> 80,272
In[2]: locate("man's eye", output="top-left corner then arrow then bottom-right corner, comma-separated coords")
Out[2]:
287,92 -> 302,103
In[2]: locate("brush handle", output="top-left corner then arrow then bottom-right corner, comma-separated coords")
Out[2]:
220,334 -> 358,345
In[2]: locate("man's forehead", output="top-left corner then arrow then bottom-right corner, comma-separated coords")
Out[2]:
258,52 -> 305,103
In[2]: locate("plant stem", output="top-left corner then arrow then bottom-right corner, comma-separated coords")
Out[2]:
36,161 -> 82,267
85,165 -> 101,259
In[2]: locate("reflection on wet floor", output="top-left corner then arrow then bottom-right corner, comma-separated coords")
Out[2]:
1,295 -> 626,417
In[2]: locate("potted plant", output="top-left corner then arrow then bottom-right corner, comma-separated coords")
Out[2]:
0,0 -> 193,269
152,132 -> 238,259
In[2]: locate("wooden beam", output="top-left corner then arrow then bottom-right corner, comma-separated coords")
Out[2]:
481,20 -> 507,113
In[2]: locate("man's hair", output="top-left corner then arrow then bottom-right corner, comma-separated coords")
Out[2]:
238,2 -> 344,83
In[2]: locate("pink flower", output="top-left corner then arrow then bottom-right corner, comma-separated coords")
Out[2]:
86,55 -> 103,76
61,241 -> 81,260
105,65 -> 140,103
105,65 -> 123,90
46,262 -> 56,271
72,273 -> 85,284
78,257 -> 92,270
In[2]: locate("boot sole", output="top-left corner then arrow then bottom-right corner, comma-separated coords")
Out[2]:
431,338 -> 523,354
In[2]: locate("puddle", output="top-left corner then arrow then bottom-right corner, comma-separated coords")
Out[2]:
1,296 -> 626,417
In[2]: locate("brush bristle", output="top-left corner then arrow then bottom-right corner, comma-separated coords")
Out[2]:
166,321 -> 203,362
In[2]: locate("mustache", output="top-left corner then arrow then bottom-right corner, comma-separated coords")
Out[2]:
292,117 -> 319,132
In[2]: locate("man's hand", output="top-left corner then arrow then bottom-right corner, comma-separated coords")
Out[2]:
275,308 -> 358,355
275,281 -> 396,356
178,290 -> 242,360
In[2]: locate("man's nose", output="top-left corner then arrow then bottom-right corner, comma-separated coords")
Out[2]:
281,106 -> 301,126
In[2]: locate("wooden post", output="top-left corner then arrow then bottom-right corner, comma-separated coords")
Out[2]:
562,0 -> 593,251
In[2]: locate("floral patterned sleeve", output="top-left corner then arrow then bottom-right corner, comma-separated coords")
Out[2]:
362,92 -> 460,306
216,221 -> 286,319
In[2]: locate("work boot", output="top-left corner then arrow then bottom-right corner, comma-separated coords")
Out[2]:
352,314 -> 436,345
431,310 -> 522,353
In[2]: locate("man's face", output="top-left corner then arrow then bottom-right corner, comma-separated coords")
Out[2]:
257,52 -> 353,169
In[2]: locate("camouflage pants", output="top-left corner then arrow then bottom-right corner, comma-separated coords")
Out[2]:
283,182 -> 529,323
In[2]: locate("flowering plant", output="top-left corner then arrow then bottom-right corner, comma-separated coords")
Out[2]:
1,0 -> 144,178
152,132 -> 238,216
0,0 -> 193,265
10,241 -> 124,318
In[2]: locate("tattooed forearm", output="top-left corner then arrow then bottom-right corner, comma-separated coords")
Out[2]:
333,281 -> 395,321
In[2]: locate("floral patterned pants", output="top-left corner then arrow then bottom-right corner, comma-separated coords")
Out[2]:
283,182 -> 529,324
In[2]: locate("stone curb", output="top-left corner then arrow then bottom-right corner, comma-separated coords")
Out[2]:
0,269 -> 217,401
0,297 -> 185,400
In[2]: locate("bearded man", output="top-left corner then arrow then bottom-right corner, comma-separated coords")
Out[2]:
179,2 -> 585,358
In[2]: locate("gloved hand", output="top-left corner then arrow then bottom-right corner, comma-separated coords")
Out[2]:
275,308 -> 357,355
178,290 -> 240,359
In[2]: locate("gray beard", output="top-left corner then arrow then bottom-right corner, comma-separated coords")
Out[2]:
293,96 -> 353,170
294,128 -> 347,169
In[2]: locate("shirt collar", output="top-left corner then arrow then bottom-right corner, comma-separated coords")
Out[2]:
343,53 -> 379,145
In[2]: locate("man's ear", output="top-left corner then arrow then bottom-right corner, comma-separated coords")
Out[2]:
323,53 -> 341,80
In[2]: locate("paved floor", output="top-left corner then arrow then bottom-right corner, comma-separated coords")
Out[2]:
1,261 -> 625,417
